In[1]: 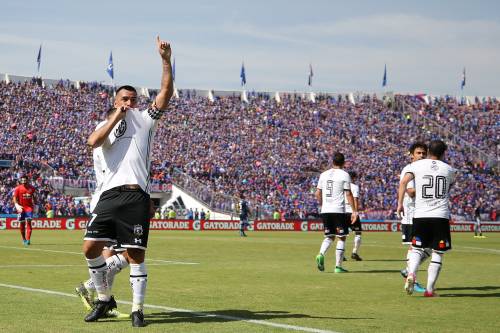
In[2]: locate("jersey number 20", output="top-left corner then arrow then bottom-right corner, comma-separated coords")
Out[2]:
422,175 -> 447,199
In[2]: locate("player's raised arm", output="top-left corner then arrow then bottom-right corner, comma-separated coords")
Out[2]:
397,173 -> 414,218
154,36 -> 174,111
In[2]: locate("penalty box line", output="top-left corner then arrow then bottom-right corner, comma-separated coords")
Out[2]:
0,283 -> 340,333
0,245 -> 199,265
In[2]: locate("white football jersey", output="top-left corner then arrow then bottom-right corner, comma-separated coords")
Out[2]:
405,159 -> 456,219
345,183 -> 359,213
89,138 -> 107,212
99,107 -> 164,194
400,163 -> 416,225
93,121 -> 108,189
317,168 -> 351,214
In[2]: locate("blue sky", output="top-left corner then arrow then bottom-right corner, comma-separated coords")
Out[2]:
1,0 -> 499,96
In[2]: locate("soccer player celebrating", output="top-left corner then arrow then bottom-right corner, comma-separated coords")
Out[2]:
399,142 -> 430,293
345,171 -> 362,261
397,140 -> 456,297
13,175 -> 36,246
82,36 -> 173,326
76,107 -> 130,319
315,153 -> 358,273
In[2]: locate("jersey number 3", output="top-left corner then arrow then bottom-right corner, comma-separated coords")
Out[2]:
422,175 -> 447,199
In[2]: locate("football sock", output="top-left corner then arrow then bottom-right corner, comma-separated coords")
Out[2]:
408,247 -> 424,277
353,234 -> 361,254
319,237 -> 333,255
84,278 -> 95,291
405,248 -> 412,271
130,263 -> 147,312
106,253 -> 129,290
427,252 -> 443,292
86,256 -> 110,301
25,221 -> 32,240
335,239 -> 345,267
20,222 -> 26,241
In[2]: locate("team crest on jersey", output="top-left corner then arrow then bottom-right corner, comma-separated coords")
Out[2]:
431,161 -> 439,171
115,120 -> 127,138
133,224 -> 144,236
412,236 -> 422,246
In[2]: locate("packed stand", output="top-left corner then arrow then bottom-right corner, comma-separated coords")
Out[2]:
0,79 -> 498,221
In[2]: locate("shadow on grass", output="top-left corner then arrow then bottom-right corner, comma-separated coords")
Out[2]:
438,286 -> 500,291
439,285 -> 500,297
362,259 -> 406,262
439,293 -> 500,298
144,309 -> 375,325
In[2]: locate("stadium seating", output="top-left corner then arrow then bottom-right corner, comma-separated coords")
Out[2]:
0,79 -> 497,221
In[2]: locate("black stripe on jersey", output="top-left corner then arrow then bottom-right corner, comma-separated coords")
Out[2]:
130,274 -> 148,278
88,263 -> 106,269
430,261 -> 442,265
147,107 -> 165,120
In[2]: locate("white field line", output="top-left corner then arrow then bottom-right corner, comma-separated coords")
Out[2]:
0,245 -> 199,264
0,283 -> 340,333
0,263 -> 182,268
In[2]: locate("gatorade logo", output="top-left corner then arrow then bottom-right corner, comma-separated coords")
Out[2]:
193,220 -> 201,231
301,221 -> 308,231
66,218 -> 75,230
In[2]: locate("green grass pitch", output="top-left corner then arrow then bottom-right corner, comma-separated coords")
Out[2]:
0,230 -> 499,333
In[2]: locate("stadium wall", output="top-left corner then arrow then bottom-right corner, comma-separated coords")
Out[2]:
164,184 -> 233,220
1,218 -> 499,232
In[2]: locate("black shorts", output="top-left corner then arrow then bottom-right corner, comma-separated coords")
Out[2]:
346,213 -> 362,232
401,224 -> 413,244
84,187 -> 150,250
321,213 -> 349,237
412,218 -> 451,252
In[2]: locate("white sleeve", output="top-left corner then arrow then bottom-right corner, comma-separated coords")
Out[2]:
344,173 -> 351,191
317,174 -> 324,189
351,184 -> 360,198
405,163 -> 415,178
94,121 -> 112,147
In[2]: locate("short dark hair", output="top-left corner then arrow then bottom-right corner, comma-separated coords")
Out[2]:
333,152 -> 345,166
428,140 -> 447,158
116,85 -> 137,95
409,142 -> 428,154
348,171 -> 357,180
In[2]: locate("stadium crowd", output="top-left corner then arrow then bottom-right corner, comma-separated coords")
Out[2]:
0,79 -> 498,221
